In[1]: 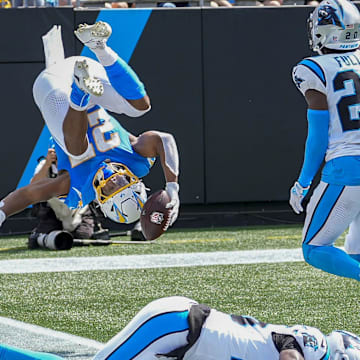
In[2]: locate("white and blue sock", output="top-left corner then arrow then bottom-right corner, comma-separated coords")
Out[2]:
303,243 -> 360,281
69,81 -> 90,111
92,46 -> 146,100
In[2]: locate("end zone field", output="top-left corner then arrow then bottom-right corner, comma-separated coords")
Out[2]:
0,225 -> 358,358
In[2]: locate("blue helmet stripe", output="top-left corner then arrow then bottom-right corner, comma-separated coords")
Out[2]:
321,338 -> 331,360
333,0 -> 344,18
299,59 -> 327,87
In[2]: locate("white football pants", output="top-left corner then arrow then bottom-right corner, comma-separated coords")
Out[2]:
92,296 -> 197,360
303,181 -> 360,255
32,56 -> 146,157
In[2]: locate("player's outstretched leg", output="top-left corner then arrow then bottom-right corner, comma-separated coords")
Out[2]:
74,22 -> 148,103
92,297 -> 196,359
65,59 -> 101,148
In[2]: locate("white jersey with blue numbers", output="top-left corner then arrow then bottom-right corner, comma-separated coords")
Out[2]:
292,50 -> 360,162
185,309 -> 329,360
55,105 -> 153,209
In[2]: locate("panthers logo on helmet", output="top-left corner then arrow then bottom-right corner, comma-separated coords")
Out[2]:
318,5 -> 343,28
303,333 -> 319,351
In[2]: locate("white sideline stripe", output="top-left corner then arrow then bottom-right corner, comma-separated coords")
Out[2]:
0,248 -> 304,274
0,316 -> 104,349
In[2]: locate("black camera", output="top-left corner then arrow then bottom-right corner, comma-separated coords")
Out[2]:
28,230 -> 73,250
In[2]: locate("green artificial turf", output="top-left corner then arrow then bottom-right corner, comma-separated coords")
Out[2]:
0,261 -> 358,343
0,225 -> 355,346
0,224 -> 346,259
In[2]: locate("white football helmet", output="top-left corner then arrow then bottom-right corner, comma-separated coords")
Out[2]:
327,330 -> 360,360
93,162 -> 147,224
307,0 -> 360,54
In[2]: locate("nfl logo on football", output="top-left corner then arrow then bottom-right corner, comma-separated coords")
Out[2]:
150,211 -> 164,225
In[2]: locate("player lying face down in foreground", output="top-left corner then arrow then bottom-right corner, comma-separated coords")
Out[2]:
1,296 -> 360,360
0,22 -> 180,233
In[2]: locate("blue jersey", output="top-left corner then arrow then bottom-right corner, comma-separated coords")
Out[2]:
55,105 -> 154,208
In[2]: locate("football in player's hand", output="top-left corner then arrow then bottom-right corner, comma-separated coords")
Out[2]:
140,190 -> 171,240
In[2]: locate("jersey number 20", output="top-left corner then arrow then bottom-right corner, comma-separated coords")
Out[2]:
334,70 -> 360,132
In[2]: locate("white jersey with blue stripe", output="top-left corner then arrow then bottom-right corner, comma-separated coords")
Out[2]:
92,297 -> 329,360
55,105 -> 154,209
292,50 -> 360,162
185,310 -> 329,360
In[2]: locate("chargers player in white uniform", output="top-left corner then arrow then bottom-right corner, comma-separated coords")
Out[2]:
0,22 -> 180,229
2,296 -> 360,360
290,0 -> 360,280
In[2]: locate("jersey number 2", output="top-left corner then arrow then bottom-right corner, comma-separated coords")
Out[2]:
334,70 -> 360,131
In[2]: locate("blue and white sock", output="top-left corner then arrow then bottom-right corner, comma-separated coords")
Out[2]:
69,81 -> 90,111
92,46 -> 146,100
303,243 -> 360,281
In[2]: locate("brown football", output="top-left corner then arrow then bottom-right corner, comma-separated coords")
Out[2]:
140,190 -> 171,240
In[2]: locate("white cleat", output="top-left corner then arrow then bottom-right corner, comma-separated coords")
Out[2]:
74,21 -> 112,50
74,59 -> 104,97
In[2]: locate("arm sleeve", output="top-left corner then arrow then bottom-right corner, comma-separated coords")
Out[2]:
297,109 -> 329,188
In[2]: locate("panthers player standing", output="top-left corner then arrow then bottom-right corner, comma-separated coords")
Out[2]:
290,0 -> 360,280
0,22 -> 180,229
3,296 -> 360,359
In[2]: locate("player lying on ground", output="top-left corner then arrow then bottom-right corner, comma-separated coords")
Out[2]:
1,296 -> 360,359
290,0 -> 360,281
0,22 -> 180,229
